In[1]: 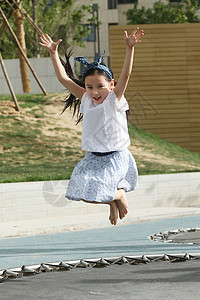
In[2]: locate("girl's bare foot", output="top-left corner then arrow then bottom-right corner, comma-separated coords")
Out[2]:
109,201 -> 118,225
114,189 -> 128,220
82,199 -> 118,225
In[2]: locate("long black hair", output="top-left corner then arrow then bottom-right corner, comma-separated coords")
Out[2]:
59,49 -> 83,124
59,50 -> 129,124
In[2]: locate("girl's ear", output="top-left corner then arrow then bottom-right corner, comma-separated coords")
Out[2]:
109,79 -> 115,90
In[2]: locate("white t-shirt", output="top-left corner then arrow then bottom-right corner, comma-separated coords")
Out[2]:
79,90 -> 130,152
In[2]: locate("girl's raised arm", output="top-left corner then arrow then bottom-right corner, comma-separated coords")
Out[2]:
114,28 -> 144,102
39,34 -> 85,100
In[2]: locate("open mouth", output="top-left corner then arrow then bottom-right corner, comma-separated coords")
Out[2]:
93,97 -> 101,101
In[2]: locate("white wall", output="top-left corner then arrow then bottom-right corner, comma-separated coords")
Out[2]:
0,172 -> 199,237
0,57 -> 72,95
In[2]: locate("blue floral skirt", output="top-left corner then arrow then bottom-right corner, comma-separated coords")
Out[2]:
65,148 -> 138,203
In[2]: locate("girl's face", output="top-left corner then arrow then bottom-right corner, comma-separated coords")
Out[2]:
85,73 -> 114,104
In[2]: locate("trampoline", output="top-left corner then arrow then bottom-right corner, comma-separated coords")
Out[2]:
150,227 -> 200,245
0,216 -> 200,299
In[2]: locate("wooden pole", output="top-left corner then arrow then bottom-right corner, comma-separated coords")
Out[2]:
0,52 -> 20,112
0,7 -> 47,95
14,1 -> 32,93
5,0 -> 44,36
0,9 -> 13,40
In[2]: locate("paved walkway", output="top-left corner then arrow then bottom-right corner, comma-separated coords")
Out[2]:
1,205 -> 200,238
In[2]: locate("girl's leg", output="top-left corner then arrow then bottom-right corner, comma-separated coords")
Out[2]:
82,199 -> 118,225
114,189 -> 128,220
108,201 -> 118,225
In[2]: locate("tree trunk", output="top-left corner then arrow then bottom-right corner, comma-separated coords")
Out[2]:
32,0 -> 39,57
14,1 -> 31,93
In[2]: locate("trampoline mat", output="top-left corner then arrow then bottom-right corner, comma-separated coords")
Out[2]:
0,257 -> 200,300
150,228 -> 200,245
169,231 -> 200,244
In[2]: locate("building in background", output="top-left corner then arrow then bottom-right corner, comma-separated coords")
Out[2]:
74,0 -> 158,65
73,0 -> 171,63
74,0 -> 200,66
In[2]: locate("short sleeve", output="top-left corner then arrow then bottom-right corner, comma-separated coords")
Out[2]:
110,90 -> 129,112
79,92 -> 86,114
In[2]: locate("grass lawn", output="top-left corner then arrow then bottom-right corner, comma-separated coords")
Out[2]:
0,93 -> 200,183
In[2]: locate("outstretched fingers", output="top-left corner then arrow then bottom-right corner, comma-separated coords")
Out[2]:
124,30 -> 128,39
136,30 -> 144,39
132,27 -> 140,35
39,34 -> 49,47
39,34 -> 62,53
55,39 -> 62,47
45,34 -> 52,42
132,28 -> 144,43
124,27 -> 144,48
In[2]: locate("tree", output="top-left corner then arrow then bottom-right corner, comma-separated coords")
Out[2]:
126,0 -> 200,24
14,0 -> 31,92
1,0 -> 93,58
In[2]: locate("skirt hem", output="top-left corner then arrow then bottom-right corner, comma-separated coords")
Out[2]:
65,185 -> 138,203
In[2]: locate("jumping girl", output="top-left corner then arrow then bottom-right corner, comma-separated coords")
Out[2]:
39,27 -> 144,225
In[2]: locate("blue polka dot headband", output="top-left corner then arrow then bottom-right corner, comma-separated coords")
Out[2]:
75,51 -> 113,79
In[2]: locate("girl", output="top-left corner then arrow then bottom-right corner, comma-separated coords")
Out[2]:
39,27 -> 144,226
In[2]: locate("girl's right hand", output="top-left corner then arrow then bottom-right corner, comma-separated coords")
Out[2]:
39,34 -> 62,54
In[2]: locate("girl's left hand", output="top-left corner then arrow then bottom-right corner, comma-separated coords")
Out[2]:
124,27 -> 144,48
